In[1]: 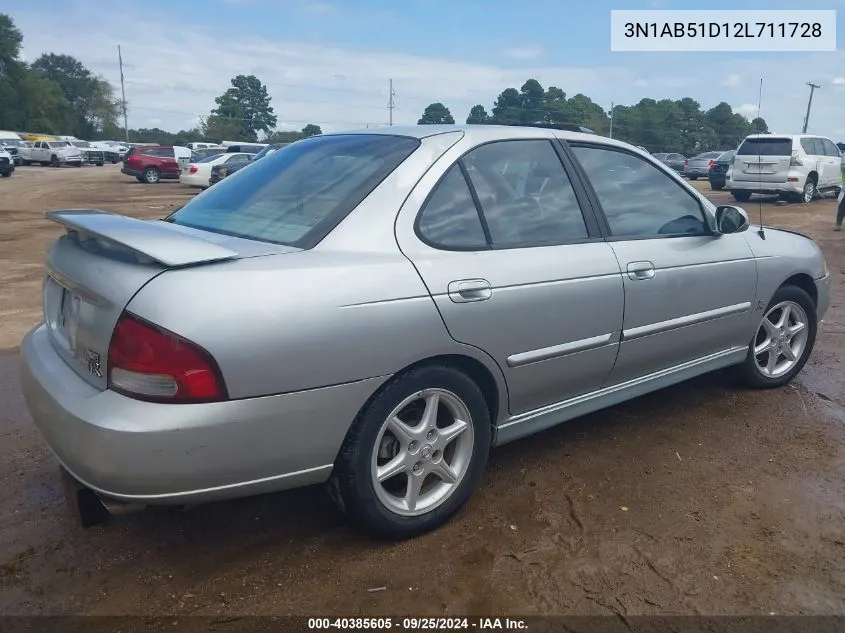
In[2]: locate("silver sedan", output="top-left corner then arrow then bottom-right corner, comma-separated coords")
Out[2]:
21,125 -> 831,539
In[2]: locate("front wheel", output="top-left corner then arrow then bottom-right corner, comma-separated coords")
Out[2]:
710,182 -> 724,191
687,175 -> 697,181
1,171 -> 11,178
734,285 -> 817,389
330,365 -> 491,540
732,190 -> 752,202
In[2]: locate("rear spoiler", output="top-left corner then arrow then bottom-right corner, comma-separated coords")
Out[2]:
45,209 -> 239,268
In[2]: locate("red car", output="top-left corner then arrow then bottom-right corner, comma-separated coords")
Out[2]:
121,146 -> 181,184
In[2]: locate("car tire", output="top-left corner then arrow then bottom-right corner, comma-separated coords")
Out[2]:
733,285 -> 817,390
800,176 -> 817,203
687,175 -> 697,181
50,155 -> 59,168
142,167 -> 160,184
710,182 -> 724,191
73,162 -> 82,168
732,190 -> 752,202
21,159 -> 30,166
330,364 -> 491,540
1,171 -> 11,178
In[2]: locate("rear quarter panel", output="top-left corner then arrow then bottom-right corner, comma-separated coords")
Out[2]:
126,251 -> 498,401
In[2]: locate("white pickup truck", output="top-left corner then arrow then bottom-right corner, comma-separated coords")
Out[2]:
19,140 -> 83,167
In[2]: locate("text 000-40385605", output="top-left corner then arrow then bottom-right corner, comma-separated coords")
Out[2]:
610,9 -> 837,52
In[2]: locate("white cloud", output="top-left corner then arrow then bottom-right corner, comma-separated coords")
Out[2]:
734,104 -> 760,120
504,47 -> 543,61
833,77 -> 845,87
9,4 -> 845,140
723,74 -> 742,88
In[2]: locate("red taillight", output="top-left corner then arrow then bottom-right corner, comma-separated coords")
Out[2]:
107,312 -> 227,403
188,165 -> 198,174
708,160 -> 715,167
684,159 -> 688,165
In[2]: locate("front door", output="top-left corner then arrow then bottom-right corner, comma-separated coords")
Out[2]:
568,143 -> 758,385
397,138 -> 625,416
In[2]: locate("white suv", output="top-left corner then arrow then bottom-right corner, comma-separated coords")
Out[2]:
726,134 -> 842,204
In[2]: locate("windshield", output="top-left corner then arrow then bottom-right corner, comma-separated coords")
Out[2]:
165,134 -> 420,248
49,141 -> 71,148
71,141 -> 90,148
0,139 -> 25,147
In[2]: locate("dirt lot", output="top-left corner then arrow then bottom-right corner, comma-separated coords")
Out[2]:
1,164 -> 844,618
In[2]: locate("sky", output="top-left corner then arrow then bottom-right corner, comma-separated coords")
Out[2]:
8,0 -> 845,140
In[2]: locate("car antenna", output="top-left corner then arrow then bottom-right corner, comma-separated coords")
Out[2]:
756,77 -> 766,240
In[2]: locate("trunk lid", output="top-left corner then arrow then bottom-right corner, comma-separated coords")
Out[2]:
731,137 -> 793,184
42,209 -> 299,390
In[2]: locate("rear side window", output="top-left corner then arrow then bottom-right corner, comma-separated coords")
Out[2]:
800,138 -> 822,155
417,165 -> 488,249
165,134 -> 420,248
461,140 -> 589,247
738,137 -> 792,156
821,139 -> 840,157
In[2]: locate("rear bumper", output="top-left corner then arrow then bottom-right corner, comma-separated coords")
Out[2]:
726,180 -> 803,195
20,323 -> 388,505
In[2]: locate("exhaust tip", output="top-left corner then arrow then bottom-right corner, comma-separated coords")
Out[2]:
59,467 -> 145,527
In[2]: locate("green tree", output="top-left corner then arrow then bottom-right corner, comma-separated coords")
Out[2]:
211,74 -> 277,141
466,104 -> 490,124
265,129 -> 302,144
491,87 -> 521,123
200,115 -> 249,143
417,102 -> 454,125
31,53 -> 119,136
750,117 -> 769,134
301,123 -> 322,138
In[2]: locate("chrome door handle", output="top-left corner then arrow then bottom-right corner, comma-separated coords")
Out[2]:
626,261 -> 655,281
448,279 -> 492,303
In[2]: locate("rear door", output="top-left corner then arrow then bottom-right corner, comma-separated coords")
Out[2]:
732,136 -> 792,184
399,138 -> 624,416
567,142 -> 758,384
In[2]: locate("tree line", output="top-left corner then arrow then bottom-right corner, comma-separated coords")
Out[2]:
418,79 -> 771,156
0,13 -> 321,144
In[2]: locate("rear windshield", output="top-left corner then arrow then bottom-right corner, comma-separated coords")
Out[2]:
737,138 -> 792,156
717,151 -> 735,161
165,134 -> 420,248
695,152 -> 722,159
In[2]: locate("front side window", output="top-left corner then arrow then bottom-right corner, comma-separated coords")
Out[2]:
462,140 -> 589,247
165,134 -> 420,248
572,145 -> 707,238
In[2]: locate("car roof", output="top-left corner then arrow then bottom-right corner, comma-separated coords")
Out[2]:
321,124 -> 642,152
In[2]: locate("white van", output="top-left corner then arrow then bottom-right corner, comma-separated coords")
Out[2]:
186,142 -> 222,151
727,134 -> 842,204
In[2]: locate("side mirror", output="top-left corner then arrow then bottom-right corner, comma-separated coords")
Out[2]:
714,205 -> 750,234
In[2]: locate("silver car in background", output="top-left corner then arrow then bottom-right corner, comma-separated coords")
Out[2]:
21,125 -> 831,539
684,151 -> 727,180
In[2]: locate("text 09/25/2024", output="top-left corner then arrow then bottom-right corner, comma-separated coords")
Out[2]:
610,9 -> 837,52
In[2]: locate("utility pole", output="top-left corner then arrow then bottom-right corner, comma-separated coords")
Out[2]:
118,45 -> 129,142
802,82 -> 820,133
608,102 -> 615,139
388,79 -> 395,126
